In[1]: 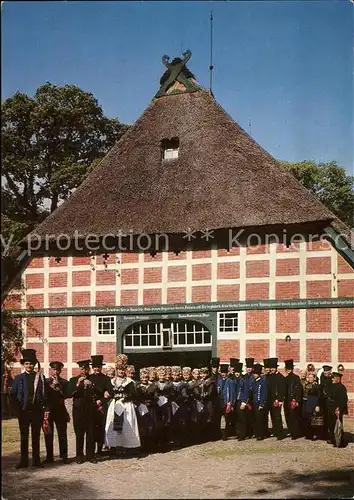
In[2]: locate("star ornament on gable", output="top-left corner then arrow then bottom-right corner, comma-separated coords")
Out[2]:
201,229 -> 214,241
183,228 -> 197,241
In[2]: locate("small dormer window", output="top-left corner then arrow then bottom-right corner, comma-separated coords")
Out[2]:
161,137 -> 179,161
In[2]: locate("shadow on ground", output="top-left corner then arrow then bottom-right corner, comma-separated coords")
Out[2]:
226,467 -> 354,499
2,452 -> 97,500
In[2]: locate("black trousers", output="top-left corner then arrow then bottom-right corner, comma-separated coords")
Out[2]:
245,405 -> 254,437
44,412 -> 68,459
284,405 -> 300,438
73,417 -> 95,458
263,405 -> 270,436
270,405 -> 283,437
18,406 -> 43,465
253,406 -> 266,439
212,405 -> 222,440
235,403 -> 247,439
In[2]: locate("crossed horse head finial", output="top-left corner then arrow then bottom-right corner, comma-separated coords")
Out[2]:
162,49 -> 192,69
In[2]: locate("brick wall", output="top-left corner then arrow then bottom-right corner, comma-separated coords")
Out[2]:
246,310 -> 269,333
217,340 -> 240,360
5,236 -> 354,414
306,309 -> 331,332
26,274 -> 44,289
276,339 -> 300,362
49,317 -> 67,337
306,339 -> 331,362
144,268 -> 162,283
245,340 -> 269,360
167,287 -> 186,303
276,309 -> 299,333
276,258 -> 299,276
49,273 -> 68,288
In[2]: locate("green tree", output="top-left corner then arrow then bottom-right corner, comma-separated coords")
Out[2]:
283,161 -> 354,227
1,309 -> 23,365
1,83 -> 130,254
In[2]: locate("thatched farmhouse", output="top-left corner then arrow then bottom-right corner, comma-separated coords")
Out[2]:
4,52 -> 354,412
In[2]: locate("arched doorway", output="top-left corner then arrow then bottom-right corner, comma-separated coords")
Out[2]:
121,318 -> 213,372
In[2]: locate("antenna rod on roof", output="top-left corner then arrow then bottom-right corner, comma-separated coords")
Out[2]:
209,10 -> 214,92
249,120 -> 252,136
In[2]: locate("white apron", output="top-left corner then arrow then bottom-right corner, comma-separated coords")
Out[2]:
105,376 -> 141,449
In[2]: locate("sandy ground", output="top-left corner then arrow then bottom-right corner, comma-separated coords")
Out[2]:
2,410 -> 354,500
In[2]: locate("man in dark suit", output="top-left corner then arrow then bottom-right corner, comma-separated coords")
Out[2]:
68,360 -> 97,464
284,359 -> 302,440
10,349 -> 46,469
243,357 -> 255,438
210,357 -> 222,440
43,361 -> 70,464
89,355 -> 112,456
267,357 -> 286,440
326,372 -> 348,446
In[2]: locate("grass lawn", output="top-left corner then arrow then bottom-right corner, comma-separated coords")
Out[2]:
2,418 -> 46,455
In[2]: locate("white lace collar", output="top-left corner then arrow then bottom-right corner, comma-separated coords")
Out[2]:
111,376 -> 133,388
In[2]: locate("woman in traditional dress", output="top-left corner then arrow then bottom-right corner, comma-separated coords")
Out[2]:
155,366 -> 173,449
301,372 -> 322,440
105,355 -> 141,452
169,366 -> 189,447
299,369 -> 307,391
148,366 -> 157,384
188,368 -> 202,443
105,365 -> 116,379
126,365 -> 136,385
199,367 -> 218,442
135,367 -> 159,452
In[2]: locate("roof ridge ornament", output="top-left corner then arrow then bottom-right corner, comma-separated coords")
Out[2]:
155,49 -> 201,98
162,49 -> 191,69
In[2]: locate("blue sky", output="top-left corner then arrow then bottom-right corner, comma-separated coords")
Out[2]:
2,1 -> 353,173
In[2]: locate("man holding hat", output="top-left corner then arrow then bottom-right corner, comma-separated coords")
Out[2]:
10,349 -> 46,468
267,358 -> 286,440
284,360 -> 302,440
325,371 -> 348,446
43,361 -> 70,464
68,360 -> 97,464
89,355 -> 112,457
250,363 -> 268,440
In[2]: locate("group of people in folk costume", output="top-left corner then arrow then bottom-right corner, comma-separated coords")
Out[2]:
9,349 -> 349,468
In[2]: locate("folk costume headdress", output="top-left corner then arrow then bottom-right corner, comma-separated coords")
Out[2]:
115,354 -> 128,370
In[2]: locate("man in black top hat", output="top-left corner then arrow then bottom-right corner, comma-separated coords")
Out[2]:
10,349 -> 46,469
244,357 -> 255,438
262,358 -> 271,438
210,357 -> 222,440
267,357 -> 286,440
284,359 -> 302,439
43,361 -> 70,463
326,372 -> 348,446
228,358 -> 239,380
320,365 -> 333,440
250,363 -> 268,440
89,355 -> 113,456
210,357 -> 221,380
227,358 -> 239,436
68,360 -> 97,464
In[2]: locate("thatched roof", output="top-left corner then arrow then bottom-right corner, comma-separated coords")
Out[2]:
28,59 -> 335,243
